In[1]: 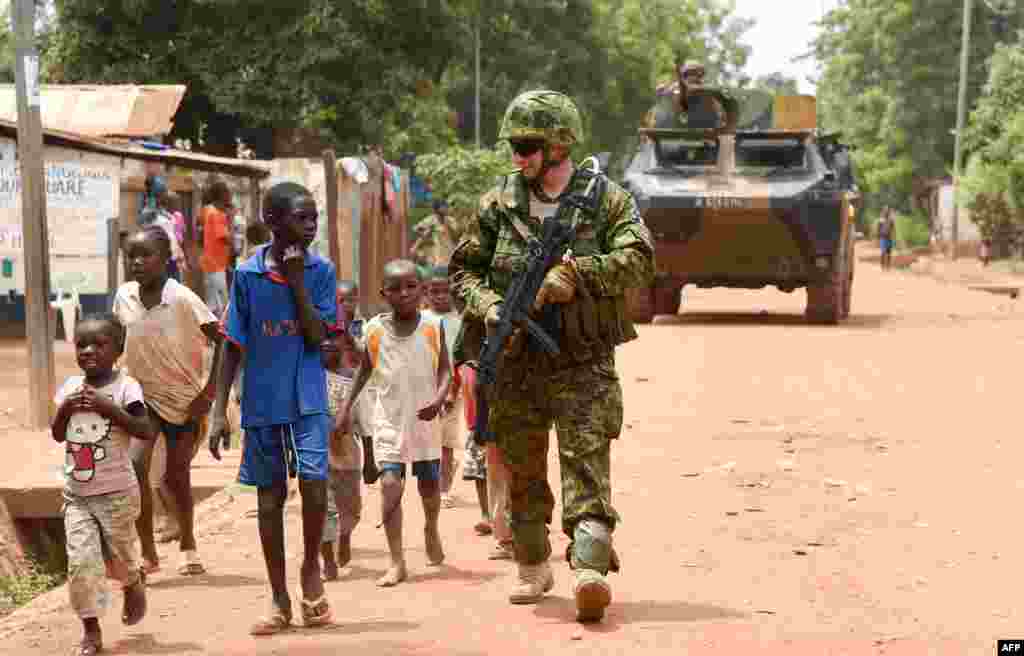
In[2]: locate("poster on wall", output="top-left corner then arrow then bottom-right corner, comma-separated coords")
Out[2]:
0,158 -> 120,294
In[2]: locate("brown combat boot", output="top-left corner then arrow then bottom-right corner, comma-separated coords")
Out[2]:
573,569 -> 612,623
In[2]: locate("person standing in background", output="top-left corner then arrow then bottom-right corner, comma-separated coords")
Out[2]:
199,181 -> 234,319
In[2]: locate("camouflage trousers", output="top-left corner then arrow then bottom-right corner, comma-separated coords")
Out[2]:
63,488 -> 141,619
490,354 -> 622,565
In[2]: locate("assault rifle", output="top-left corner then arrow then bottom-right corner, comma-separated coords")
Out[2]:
471,156 -> 606,444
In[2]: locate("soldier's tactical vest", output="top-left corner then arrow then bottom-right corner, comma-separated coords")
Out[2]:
453,174 -> 639,391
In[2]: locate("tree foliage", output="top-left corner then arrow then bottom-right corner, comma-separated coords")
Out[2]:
37,0 -> 754,162
812,0 -> 1024,210
961,36 -> 1024,240
414,145 -> 514,220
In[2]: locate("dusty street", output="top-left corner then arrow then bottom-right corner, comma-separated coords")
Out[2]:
2,251 -> 1021,655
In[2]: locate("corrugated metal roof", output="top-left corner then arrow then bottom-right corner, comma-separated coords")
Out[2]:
0,84 -> 186,138
0,119 -> 270,178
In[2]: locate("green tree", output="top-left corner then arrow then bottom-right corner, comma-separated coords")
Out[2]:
41,0 -> 755,164
811,0 -> 1024,210
961,37 -> 1024,243
414,145 -> 513,220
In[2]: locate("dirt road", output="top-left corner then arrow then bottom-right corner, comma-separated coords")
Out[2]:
2,253 -> 1021,655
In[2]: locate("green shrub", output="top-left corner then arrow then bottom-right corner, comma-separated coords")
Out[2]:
894,211 -> 931,250
0,563 -> 64,614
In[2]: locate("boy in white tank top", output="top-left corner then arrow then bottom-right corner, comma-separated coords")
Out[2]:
338,259 -> 452,587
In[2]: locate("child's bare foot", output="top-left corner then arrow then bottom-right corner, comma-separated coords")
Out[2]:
337,535 -> 352,568
121,571 -> 147,626
376,561 -> 407,587
425,525 -> 445,566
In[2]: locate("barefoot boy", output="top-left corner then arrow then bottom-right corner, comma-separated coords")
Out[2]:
338,259 -> 451,587
209,182 -> 337,634
320,328 -> 363,580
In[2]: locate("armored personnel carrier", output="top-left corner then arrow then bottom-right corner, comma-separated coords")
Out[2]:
623,87 -> 859,324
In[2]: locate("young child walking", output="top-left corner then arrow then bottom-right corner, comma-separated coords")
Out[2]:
53,314 -> 156,656
209,182 -> 337,635
460,364 -> 515,560
320,327 -> 363,581
423,267 -> 463,508
339,259 -> 451,587
113,226 -> 222,577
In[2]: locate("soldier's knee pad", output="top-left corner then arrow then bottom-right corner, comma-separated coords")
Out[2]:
571,519 -> 613,574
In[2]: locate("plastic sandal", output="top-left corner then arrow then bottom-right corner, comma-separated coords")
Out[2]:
250,609 -> 291,636
121,570 -> 147,626
76,636 -> 102,656
177,550 -> 205,576
300,595 -> 332,627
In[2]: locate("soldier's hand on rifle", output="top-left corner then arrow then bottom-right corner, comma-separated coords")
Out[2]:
485,303 -> 503,338
532,263 -> 577,313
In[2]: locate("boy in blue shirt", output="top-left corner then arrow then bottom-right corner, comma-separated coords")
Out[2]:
208,182 -> 337,635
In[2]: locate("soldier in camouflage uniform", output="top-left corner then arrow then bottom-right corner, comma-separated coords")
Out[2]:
449,90 -> 655,622
411,199 -> 463,271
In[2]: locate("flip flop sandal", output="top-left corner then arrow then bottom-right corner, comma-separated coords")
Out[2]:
121,571 -> 147,626
75,636 -> 102,656
300,595 -> 333,628
177,551 -> 205,576
250,609 -> 292,636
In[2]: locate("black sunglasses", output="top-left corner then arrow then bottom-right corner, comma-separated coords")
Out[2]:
509,140 -> 545,157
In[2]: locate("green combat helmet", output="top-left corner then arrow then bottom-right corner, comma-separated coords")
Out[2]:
498,90 -> 584,147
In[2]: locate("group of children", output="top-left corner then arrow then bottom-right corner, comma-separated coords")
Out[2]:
53,181 -> 515,654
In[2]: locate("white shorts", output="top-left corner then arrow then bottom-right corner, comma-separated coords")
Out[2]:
204,270 -> 229,319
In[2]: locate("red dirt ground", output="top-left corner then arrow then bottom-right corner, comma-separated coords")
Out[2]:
1,249 -> 1021,655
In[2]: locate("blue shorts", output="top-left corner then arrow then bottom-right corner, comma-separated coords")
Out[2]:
880,238 -> 893,253
148,406 -> 197,446
239,413 -> 330,488
379,459 -> 441,482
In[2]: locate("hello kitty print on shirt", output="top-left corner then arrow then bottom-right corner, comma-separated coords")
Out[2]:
54,372 -> 145,497
64,411 -> 113,483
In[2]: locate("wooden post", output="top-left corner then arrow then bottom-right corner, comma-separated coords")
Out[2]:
400,169 -> 411,257
14,0 -> 54,428
249,177 -> 261,226
358,184 -> 374,317
106,217 -> 119,301
322,150 -> 340,278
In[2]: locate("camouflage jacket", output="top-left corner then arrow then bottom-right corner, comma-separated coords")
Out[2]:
450,167 -> 655,367
411,213 -> 463,269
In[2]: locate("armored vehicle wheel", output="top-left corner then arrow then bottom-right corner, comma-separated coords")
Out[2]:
841,241 -> 855,319
627,287 -> 656,324
805,267 -> 845,325
805,277 -> 840,324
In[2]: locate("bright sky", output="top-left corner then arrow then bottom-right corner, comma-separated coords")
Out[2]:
731,0 -> 841,94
